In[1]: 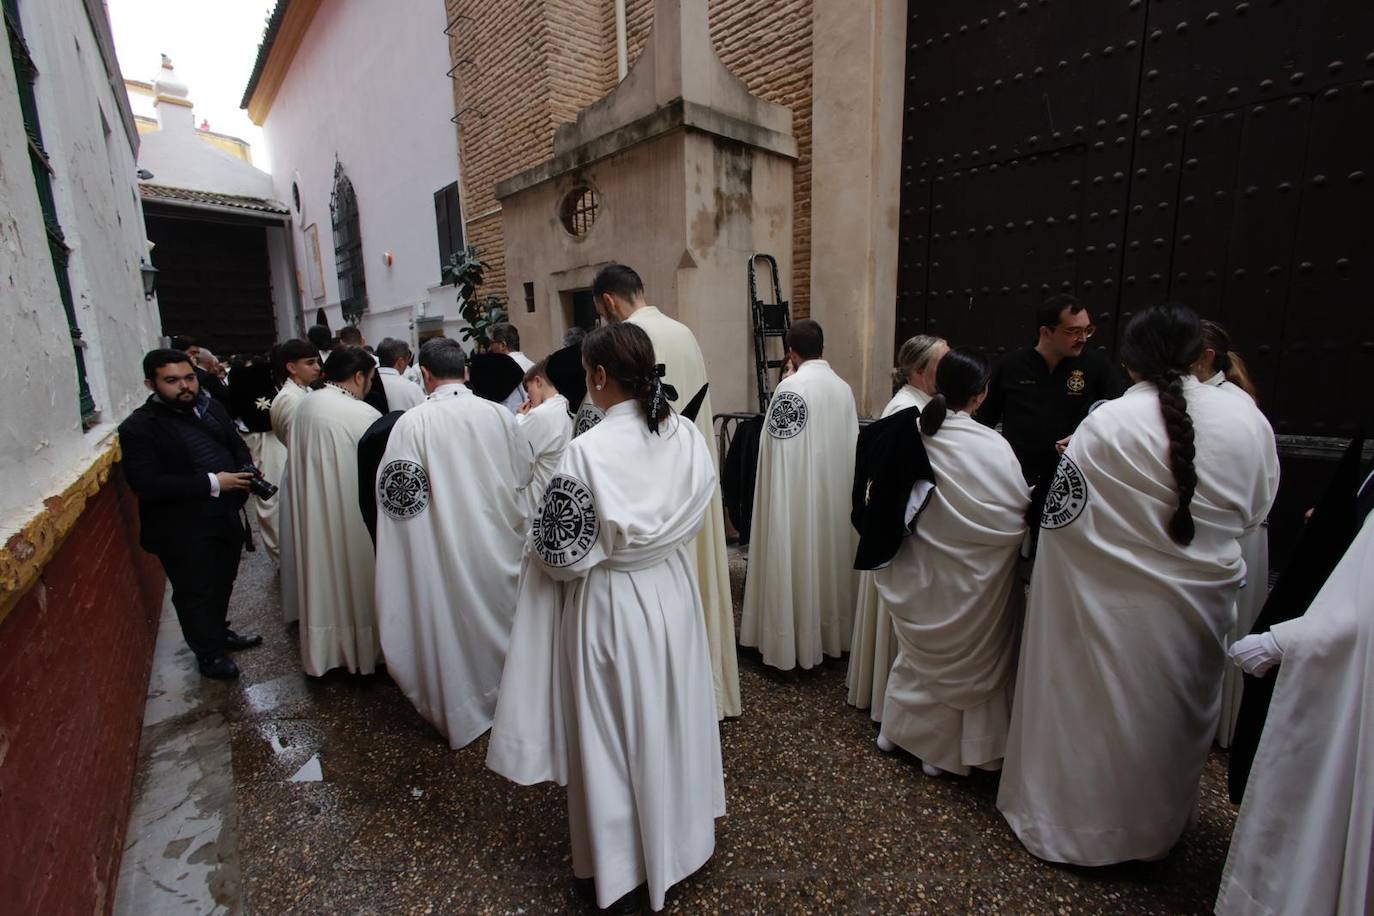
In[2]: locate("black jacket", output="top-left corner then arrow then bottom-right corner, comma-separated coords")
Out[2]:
851,406 -> 936,571
118,395 -> 252,553
357,411 -> 404,545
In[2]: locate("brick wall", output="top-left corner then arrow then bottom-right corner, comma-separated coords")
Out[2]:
449,0 -> 814,316
0,467 -> 164,915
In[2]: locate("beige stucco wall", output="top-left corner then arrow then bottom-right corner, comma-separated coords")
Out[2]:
807,0 -> 906,417
501,128 -> 792,414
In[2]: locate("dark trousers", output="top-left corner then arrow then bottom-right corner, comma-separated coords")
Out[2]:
157,514 -> 244,659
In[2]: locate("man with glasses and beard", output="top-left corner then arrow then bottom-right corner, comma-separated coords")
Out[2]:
977,295 -> 1126,499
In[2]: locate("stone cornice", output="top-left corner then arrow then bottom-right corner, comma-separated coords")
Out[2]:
495,98 -> 798,201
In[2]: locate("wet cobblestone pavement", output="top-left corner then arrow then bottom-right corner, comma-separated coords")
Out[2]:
129,525 -> 1237,914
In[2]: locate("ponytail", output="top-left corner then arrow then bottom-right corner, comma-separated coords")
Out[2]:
919,347 -> 989,437
1153,371 -> 1198,545
919,394 -> 948,436
635,364 -> 675,434
1123,304 -> 1205,546
1224,352 -> 1259,402
580,323 -> 675,435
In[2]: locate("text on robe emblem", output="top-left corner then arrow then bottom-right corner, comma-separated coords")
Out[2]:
1066,369 -> 1086,394
1041,455 -> 1088,529
574,405 -> 604,437
378,459 -> 430,520
766,391 -> 809,440
534,474 -> 599,567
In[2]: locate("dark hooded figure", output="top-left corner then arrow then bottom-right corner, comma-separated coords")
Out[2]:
468,352 -> 526,410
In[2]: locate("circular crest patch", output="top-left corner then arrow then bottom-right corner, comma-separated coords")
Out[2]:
574,404 -> 604,437
534,474 -> 599,567
1066,369 -> 1086,394
378,459 -> 430,520
766,391 -> 809,440
1041,455 -> 1088,529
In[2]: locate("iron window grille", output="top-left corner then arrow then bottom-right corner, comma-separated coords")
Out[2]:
329,157 -> 368,324
559,185 -> 599,237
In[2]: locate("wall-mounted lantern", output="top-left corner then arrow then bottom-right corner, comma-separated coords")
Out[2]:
139,258 -> 159,300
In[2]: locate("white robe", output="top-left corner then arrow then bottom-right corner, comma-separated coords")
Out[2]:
285,385 -> 382,676
487,402 -> 724,911
517,393 -> 571,515
740,359 -> 860,670
244,430 -> 286,564
876,413 -> 1030,773
627,306 -> 740,718
847,384 -> 930,718
1204,372 -> 1274,747
377,367 -> 425,411
997,378 -> 1280,865
1216,514 -> 1374,916
270,380 -> 311,624
373,382 -> 534,748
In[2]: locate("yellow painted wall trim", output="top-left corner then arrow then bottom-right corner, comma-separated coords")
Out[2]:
0,438 -> 123,626
154,94 -> 194,109
245,0 -> 323,126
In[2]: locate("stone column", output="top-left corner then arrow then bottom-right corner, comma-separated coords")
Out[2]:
808,0 -> 906,416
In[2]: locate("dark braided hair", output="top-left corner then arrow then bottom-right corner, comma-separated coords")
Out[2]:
1120,304 -> 1204,546
581,323 -> 675,434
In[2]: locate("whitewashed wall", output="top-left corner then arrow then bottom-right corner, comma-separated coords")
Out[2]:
260,0 -> 462,346
0,0 -> 161,532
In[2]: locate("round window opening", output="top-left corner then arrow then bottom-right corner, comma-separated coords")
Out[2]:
559,185 -> 599,237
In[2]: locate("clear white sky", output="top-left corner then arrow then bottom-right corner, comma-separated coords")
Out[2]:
106,0 -> 278,171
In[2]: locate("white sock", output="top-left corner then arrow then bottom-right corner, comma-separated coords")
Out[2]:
876,730 -> 896,753
921,761 -> 945,778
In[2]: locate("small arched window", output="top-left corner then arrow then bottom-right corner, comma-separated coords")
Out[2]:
330,157 -> 367,322
559,184 -> 599,237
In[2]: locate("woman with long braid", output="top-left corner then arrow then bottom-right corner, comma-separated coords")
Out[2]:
997,304 -> 1279,866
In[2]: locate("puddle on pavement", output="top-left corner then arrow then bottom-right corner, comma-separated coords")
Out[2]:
288,755 -> 323,782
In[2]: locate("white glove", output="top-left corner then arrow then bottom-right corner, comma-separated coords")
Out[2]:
1229,632 -> 1283,676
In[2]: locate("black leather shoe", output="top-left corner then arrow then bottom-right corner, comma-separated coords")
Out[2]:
224,629 -> 263,651
198,654 -> 240,679
603,887 -> 644,914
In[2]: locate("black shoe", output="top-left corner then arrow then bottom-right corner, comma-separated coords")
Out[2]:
223,629 -> 263,651
603,886 -> 645,914
198,654 -> 240,679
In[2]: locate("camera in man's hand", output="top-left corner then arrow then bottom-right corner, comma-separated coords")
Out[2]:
240,465 -> 279,500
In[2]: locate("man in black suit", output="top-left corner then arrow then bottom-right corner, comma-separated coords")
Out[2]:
119,349 -> 264,679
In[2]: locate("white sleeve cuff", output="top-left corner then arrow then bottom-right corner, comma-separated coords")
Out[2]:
208,472 -> 221,497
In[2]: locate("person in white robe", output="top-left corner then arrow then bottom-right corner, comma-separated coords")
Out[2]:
874,349 -> 1031,776
490,322 -> 534,412
1217,512 -> 1374,916
591,263 -> 740,717
268,339 -> 320,625
516,356 -> 573,513
285,347 -> 383,676
487,323 -> 724,912
1193,320 -> 1274,747
373,338 -> 534,749
848,334 -> 947,718
227,356 -> 284,563
997,304 -> 1280,866
374,337 -> 425,411
740,319 -> 860,671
